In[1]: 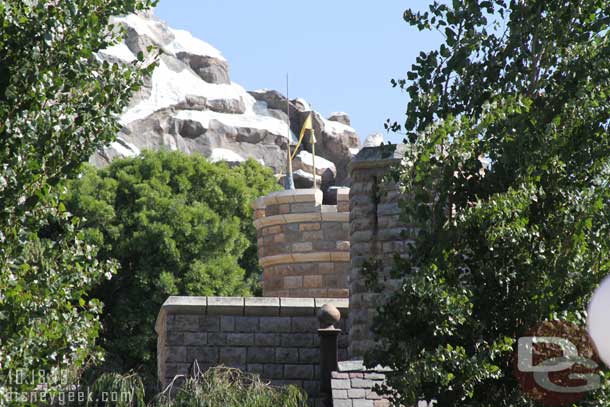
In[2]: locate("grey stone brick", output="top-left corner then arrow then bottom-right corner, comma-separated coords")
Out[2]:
351,378 -> 375,389
199,316 -> 220,332
333,400 -> 352,407
284,364 -> 314,380
227,333 -> 254,346
170,315 -> 199,332
186,347 -> 218,363
164,363 -> 190,377
219,347 -> 246,365
353,400 -> 374,407
291,317 -> 318,333
234,316 -> 259,332
331,379 -> 351,390
207,332 -> 226,346
221,316 -> 235,332
279,298 -> 315,316
259,316 -> 292,332
281,333 -> 314,347
365,389 -> 383,400
166,332 -> 184,346
332,389 -> 348,399
275,347 -> 299,363
302,380 -> 320,397
246,364 -> 264,376
332,372 -> 350,379
263,364 -> 284,379
299,348 -> 319,363
183,332 -> 206,346
247,347 -> 275,364
254,333 -> 279,347
207,297 -> 245,315
364,373 -> 386,380
165,346 -> 186,363
348,389 -> 366,398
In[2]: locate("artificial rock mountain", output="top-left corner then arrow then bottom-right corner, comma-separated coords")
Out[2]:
92,11 -> 361,186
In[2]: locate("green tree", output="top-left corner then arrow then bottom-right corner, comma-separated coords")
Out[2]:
61,150 -> 279,383
0,0 -> 154,402
371,2 -> 610,406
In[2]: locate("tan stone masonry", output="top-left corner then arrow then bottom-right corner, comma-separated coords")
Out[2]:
253,188 -> 351,298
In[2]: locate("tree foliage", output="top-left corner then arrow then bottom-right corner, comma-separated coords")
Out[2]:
0,0 -> 154,402
62,150 -> 279,381
372,1 -> 610,406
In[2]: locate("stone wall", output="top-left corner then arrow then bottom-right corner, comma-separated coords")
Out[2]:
331,361 -> 391,407
155,296 -> 349,402
253,188 -> 350,298
348,145 -> 413,359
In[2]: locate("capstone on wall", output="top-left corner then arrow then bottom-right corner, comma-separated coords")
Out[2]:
347,145 -> 413,359
253,188 -> 350,298
155,296 -> 349,403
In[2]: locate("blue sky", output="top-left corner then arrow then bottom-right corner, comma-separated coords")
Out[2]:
155,2 -> 442,144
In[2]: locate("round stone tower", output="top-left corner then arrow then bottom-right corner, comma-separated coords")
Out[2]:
253,188 -> 351,298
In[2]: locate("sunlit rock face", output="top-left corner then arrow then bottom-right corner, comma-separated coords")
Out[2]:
92,12 -> 361,186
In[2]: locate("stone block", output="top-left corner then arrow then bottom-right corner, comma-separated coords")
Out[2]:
318,263 -> 335,274
302,230 -> 324,240
220,316 -> 235,332
166,332 -> 184,346
259,316 -> 292,332
280,333 -> 314,347
351,378 -> 375,388
283,276 -> 303,289
333,400 -> 352,407
262,225 -> 282,235
353,400 -> 374,407
247,364 -> 265,376
331,378 -> 351,390
227,333 -> 254,346
219,347 -> 247,365
207,297 -> 244,316
263,364 -> 284,379
303,274 -> 323,289
165,346 -> 186,363
273,233 -> 286,243
280,298 -> 315,316
254,333 -> 279,347
299,223 -> 321,231
333,389 -> 348,399
348,389 -> 366,398
246,347 -> 275,363
183,332 -> 206,346
207,332 -> 227,346
275,347 -> 299,363
284,364 -> 314,380
186,347 -> 218,363
279,204 -> 291,214
234,316 -> 261,331
312,240 -> 337,251
299,348 -> 319,363
291,317 -> 318,333
292,242 -> 313,252
290,203 -> 319,213
170,315 -> 199,332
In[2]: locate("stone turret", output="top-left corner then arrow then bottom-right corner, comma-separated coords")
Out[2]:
253,188 -> 351,298
347,144 -> 412,359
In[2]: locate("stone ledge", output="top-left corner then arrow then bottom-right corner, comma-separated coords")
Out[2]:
253,211 -> 350,228
156,296 -> 350,332
260,251 -> 350,267
348,144 -> 407,175
262,189 -> 323,206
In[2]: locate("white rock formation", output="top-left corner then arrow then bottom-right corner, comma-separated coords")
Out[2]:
92,11 -> 361,185
363,133 -> 384,147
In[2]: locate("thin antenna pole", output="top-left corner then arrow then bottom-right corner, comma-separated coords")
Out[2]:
284,73 -> 295,190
